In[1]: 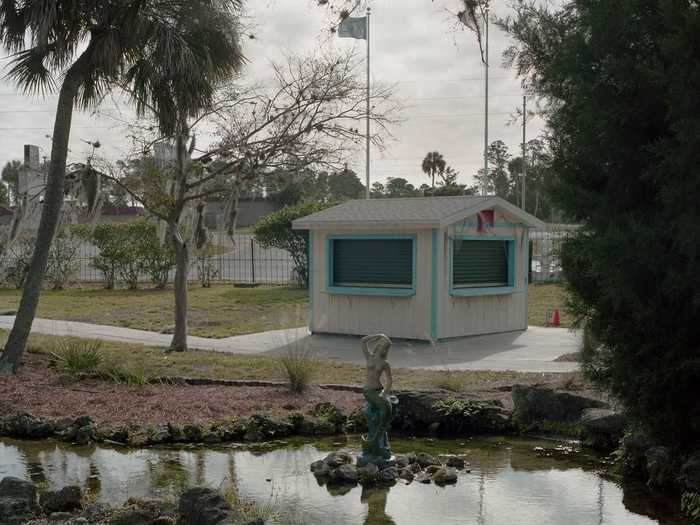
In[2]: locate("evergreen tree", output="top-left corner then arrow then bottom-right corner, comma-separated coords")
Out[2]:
502,0 -> 700,447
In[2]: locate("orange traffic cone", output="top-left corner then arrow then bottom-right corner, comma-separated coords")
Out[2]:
551,309 -> 561,327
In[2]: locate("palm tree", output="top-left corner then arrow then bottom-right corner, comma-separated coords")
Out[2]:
0,0 -> 243,374
1,160 -> 22,205
421,151 -> 446,190
119,5 -> 244,353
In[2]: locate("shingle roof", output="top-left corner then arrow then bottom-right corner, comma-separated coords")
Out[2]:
292,195 -> 545,230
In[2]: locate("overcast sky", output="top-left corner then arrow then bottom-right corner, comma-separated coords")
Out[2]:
0,0 -> 546,189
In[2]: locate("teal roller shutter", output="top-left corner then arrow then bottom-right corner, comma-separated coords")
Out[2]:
332,239 -> 413,288
453,239 -> 509,288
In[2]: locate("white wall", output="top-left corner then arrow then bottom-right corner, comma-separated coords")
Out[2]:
308,209 -> 530,341
437,214 -> 529,339
310,228 -> 433,340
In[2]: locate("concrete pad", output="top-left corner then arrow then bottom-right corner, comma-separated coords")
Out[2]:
0,315 -> 579,373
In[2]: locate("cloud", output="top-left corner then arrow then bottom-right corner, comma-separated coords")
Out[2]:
0,0 -> 546,189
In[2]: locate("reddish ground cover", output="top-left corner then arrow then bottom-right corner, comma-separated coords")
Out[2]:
1,354 -> 363,426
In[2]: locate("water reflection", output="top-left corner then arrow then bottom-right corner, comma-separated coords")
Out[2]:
0,437 -> 691,525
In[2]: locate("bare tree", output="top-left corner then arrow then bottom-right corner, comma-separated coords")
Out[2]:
102,51 -> 399,352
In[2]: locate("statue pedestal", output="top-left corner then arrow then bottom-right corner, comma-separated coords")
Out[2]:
357,454 -> 396,469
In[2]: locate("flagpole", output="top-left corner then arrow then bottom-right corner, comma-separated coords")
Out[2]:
365,6 -> 371,199
483,1 -> 489,196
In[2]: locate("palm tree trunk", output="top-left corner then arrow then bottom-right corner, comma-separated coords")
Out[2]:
170,229 -> 189,352
0,67 -> 82,375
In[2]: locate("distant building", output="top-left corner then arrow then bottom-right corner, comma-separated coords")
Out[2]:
97,206 -> 145,223
204,199 -> 280,229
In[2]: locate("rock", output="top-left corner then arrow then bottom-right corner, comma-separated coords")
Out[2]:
73,518 -> 89,525
394,455 -> 410,469
310,419 -> 336,436
220,421 -> 245,442
3,413 -> 54,439
178,487 -> 234,525
512,385 -> 608,424
358,464 -> 379,485
48,511 -> 73,521
202,429 -> 222,445
128,430 -> 150,447
311,460 -> 331,480
446,456 -> 466,469
148,425 -> 172,445
681,452 -> 700,492
74,415 -> 94,428
432,467 -> 458,485
425,465 -> 442,475
415,472 -> 432,484
310,460 -> 326,473
621,435 -> 653,479
110,509 -> 158,525
330,464 -> 359,485
0,476 -> 37,525
168,424 -> 187,443
398,467 -> 414,482
244,414 -> 293,441
40,485 -> 82,513
415,452 -> 440,468
409,462 -> 422,474
183,424 -> 203,443
581,409 -> 625,452
377,467 -> 398,484
324,451 -> 353,468
74,425 -> 94,445
393,392 -> 511,434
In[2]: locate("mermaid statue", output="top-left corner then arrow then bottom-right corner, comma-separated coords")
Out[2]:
358,334 -> 398,467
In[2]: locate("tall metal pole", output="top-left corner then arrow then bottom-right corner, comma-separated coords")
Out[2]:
483,2 -> 489,195
522,95 -> 527,209
365,6 -> 371,199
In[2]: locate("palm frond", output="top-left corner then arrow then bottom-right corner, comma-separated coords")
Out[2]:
0,0 -> 28,51
6,46 -> 55,95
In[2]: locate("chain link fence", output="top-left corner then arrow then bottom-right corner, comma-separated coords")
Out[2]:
0,223 -> 580,288
0,229 -> 301,288
528,224 -> 581,283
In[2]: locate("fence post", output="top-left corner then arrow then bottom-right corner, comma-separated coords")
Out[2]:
250,237 -> 255,284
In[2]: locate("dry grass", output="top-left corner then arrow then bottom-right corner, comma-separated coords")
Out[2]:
1,330 -> 568,392
0,284 -> 308,338
527,283 -> 572,328
0,284 -> 569,341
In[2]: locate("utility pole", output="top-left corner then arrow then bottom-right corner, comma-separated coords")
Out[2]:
522,95 -> 527,210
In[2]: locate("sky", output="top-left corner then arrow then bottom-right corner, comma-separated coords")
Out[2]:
0,0 -> 546,190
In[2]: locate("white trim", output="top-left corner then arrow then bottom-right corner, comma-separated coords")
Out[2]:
439,196 -> 545,229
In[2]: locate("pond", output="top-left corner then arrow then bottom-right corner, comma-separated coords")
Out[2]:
0,435 -> 690,525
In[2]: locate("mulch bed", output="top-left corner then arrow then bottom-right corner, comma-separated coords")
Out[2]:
0,353 -> 363,426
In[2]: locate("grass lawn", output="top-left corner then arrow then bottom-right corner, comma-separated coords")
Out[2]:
0,282 -> 571,338
0,284 -> 308,338
527,283 -> 572,328
4,330 -> 575,393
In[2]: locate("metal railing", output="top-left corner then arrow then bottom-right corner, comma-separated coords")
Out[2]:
0,224 -> 581,288
529,224 -> 581,283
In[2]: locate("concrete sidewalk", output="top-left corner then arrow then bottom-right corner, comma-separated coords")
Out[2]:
0,315 -> 580,373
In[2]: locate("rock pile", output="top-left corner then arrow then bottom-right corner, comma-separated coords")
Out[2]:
310,451 -> 465,487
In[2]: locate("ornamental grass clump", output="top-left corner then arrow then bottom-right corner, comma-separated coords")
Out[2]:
52,338 -> 103,377
279,343 -> 319,394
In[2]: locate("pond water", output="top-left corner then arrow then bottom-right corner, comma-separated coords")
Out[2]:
0,435 -> 690,525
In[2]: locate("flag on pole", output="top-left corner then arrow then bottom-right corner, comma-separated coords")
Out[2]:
338,16 -> 367,40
